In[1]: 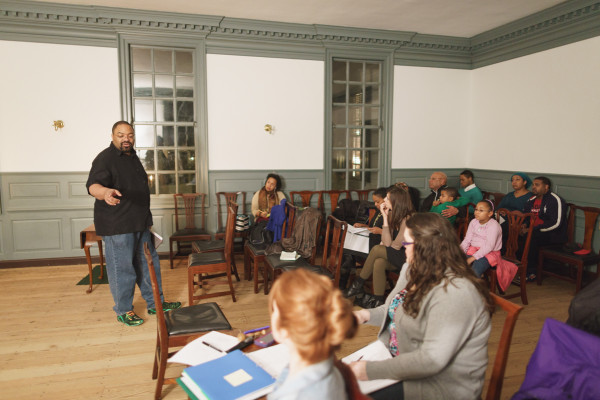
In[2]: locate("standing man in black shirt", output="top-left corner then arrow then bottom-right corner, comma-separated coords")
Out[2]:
86,121 -> 180,326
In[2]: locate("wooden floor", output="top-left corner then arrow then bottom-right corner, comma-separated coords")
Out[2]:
0,254 -> 576,400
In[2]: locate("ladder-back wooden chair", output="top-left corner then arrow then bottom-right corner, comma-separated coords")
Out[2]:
169,193 -> 211,269
289,190 -> 323,211
215,191 -> 247,241
321,190 -> 351,213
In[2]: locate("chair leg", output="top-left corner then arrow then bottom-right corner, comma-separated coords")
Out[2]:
188,268 -> 195,305
155,341 -> 168,400
227,270 -> 236,302
243,246 -> 252,281
169,239 -> 175,269
254,258 -> 260,294
575,263 -> 583,293
152,334 -> 159,380
520,268 -> 528,305
231,259 -> 240,282
263,265 -> 270,295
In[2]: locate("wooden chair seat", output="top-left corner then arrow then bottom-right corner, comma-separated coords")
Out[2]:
142,243 -> 231,400
192,240 -> 225,253
538,203 -> 600,293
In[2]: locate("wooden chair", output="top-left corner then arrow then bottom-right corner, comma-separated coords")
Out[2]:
487,209 -> 535,305
321,190 -> 351,213
263,208 -> 323,294
350,189 -> 373,202
272,215 -> 347,288
485,293 -> 524,400
169,193 -> 211,269
289,190 -> 323,211
538,203 -> 600,293
142,243 -> 231,400
187,203 -> 238,304
215,191 -> 247,241
243,202 -> 297,293
455,202 -> 476,241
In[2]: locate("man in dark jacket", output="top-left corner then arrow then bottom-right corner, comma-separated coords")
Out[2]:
523,176 -> 567,280
419,171 -> 448,212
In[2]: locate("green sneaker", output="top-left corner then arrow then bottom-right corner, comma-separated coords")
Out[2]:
148,301 -> 182,315
117,311 -> 144,326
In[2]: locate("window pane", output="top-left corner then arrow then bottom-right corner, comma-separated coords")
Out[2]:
178,150 -> 195,171
155,75 -> 173,97
349,171 -> 362,190
178,173 -> 195,193
134,99 -> 153,121
365,107 -> 379,126
158,173 -> 176,194
332,128 -> 346,147
177,126 -> 195,146
364,150 -> 379,169
332,83 -> 346,103
349,85 -> 363,104
156,100 -> 174,121
175,51 -> 193,74
332,61 -> 346,81
148,173 -> 156,194
157,150 -> 175,170
133,74 -> 152,97
365,85 -> 379,105
349,62 -> 363,81
365,128 -> 380,147
349,129 -> 362,148
157,126 -> 175,146
134,125 -> 154,147
332,106 -> 346,126
332,150 -> 346,169
365,171 -> 378,189
137,149 -> 155,170
154,50 -> 172,73
332,171 -> 346,190
132,48 -> 151,72
350,150 -> 362,169
365,63 -> 380,82
176,75 -> 194,97
176,100 -> 194,122
349,106 -> 363,125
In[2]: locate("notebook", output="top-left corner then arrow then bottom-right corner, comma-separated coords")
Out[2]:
181,349 -> 276,400
342,340 -> 399,394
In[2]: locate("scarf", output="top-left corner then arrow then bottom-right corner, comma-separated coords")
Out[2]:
258,187 -> 278,214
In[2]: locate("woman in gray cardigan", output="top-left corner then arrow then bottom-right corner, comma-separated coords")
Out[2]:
350,212 -> 495,400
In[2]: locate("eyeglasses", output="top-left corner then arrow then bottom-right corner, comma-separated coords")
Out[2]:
401,241 -> 414,246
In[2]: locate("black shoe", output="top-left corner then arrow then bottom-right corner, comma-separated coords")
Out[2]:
343,278 -> 365,298
362,295 -> 385,309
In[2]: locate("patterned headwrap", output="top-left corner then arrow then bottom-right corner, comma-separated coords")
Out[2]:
512,172 -> 532,189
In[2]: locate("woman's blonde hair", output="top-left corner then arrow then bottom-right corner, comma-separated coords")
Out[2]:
268,269 -> 358,364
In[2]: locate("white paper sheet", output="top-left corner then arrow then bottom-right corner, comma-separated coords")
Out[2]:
168,331 -> 241,366
342,341 -> 400,394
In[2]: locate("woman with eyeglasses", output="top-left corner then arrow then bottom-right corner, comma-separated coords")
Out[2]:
343,186 -> 415,308
350,212 -> 494,400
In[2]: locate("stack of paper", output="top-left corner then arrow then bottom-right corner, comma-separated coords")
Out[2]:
342,340 -> 399,394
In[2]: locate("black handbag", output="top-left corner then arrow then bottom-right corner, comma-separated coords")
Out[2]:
248,220 -> 274,245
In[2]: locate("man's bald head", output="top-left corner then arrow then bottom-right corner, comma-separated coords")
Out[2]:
428,172 -> 447,190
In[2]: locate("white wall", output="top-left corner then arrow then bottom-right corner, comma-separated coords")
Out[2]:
392,65 -> 471,169
206,54 -> 324,170
0,41 -> 120,172
469,36 -> 600,176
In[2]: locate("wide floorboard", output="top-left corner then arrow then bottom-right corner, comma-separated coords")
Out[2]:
0,255 -> 576,399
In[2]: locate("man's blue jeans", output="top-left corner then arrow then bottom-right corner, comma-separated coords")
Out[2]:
104,229 -> 164,315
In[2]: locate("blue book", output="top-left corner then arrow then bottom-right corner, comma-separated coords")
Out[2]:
181,350 -> 276,400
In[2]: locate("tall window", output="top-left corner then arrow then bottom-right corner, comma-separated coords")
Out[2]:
331,59 -> 382,190
130,46 -> 196,194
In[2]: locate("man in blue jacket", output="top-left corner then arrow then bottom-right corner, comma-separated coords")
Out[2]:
523,176 -> 567,281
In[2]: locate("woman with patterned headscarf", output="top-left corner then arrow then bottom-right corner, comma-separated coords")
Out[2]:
251,173 -> 286,222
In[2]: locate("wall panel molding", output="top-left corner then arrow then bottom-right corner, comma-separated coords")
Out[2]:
1,0 -> 599,68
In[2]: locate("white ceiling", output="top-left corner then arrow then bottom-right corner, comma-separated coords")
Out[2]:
33,0 -> 568,38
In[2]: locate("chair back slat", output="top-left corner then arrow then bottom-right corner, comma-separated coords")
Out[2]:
566,203 -> 600,251
322,190 -> 351,213
289,190 -> 323,210
499,209 -> 535,263
350,189 -> 373,202
216,192 -> 247,232
224,203 -> 239,265
143,243 -> 168,346
282,202 -> 298,239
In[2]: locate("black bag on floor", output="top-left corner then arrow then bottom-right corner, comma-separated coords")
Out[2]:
248,220 -> 274,246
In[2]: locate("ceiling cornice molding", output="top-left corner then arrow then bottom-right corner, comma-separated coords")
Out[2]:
1,0 -> 599,68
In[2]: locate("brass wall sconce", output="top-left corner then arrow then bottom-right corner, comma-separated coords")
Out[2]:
264,124 -> 273,134
52,120 -> 64,131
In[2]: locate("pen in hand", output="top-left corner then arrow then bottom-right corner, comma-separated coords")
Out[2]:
357,355 -> 364,361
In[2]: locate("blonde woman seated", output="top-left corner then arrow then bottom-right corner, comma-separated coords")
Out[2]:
252,173 -> 286,222
268,269 -> 358,400
351,213 -> 494,400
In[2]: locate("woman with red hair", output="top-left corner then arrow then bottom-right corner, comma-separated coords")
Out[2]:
268,269 -> 358,399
